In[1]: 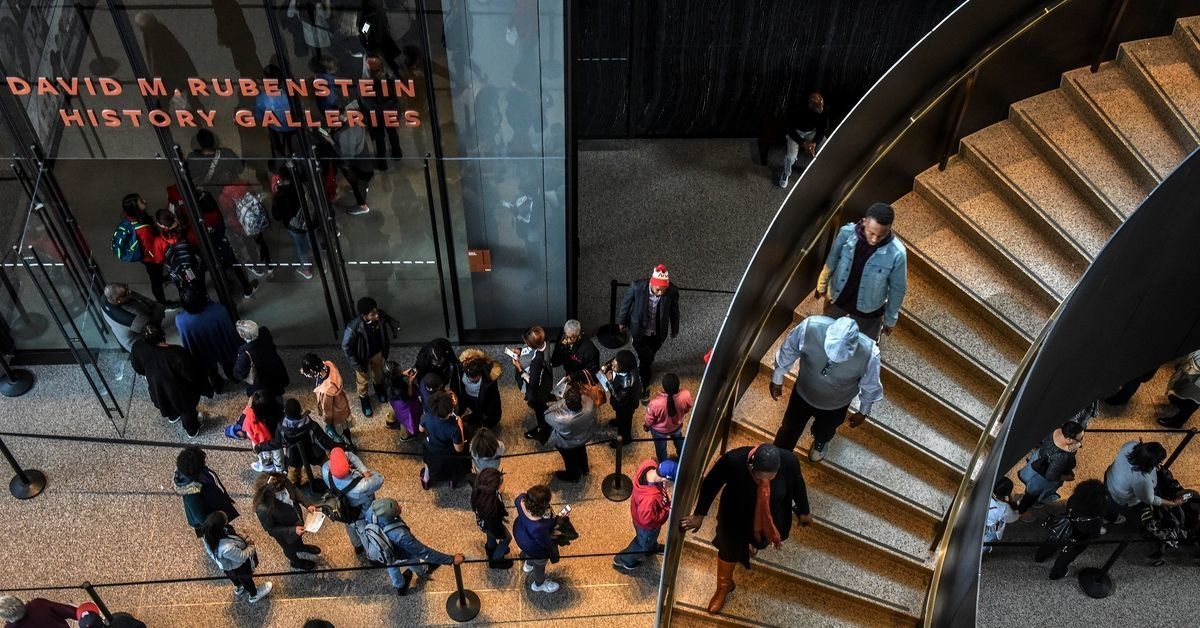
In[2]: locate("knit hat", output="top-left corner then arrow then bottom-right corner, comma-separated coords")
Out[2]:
370,497 -> 398,521
823,316 -> 861,363
76,603 -> 101,628
649,264 -> 670,288
657,459 -> 679,481
329,447 -> 350,479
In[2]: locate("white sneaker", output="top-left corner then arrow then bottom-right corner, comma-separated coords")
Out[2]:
248,581 -> 273,603
296,268 -> 314,280
531,579 -> 560,593
522,561 -> 535,573
233,586 -> 245,597
251,460 -> 266,473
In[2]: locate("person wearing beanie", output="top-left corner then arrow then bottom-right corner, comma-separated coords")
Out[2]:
367,498 -> 464,595
614,458 -> 677,571
0,595 -> 75,627
815,202 -> 907,339
680,444 -> 810,614
341,296 -> 399,417
322,447 -> 384,555
617,263 -> 681,396
769,315 -> 883,463
260,398 -> 339,488
77,602 -> 146,628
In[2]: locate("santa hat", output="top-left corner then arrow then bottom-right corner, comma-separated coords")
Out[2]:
329,447 -> 350,479
649,264 -> 670,288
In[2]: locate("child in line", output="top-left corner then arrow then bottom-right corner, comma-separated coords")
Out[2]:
643,373 -> 693,462
383,360 -> 422,441
471,427 -> 505,473
244,391 -> 284,473
984,477 -> 1019,554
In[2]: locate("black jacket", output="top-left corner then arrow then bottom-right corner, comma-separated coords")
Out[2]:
517,347 -> 554,404
263,413 -> 337,468
341,313 -> 395,371
694,446 -> 810,566
130,340 -> 213,417
233,326 -> 290,397
617,279 -> 680,339
255,488 -> 306,545
415,338 -> 462,385
550,336 -> 601,382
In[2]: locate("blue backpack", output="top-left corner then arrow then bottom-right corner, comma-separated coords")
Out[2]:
112,219 -> 146,263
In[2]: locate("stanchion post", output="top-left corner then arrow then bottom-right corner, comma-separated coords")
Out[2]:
82,582 -> 113,622
1163,429 -> 1196,471
444,562 -> 481,622
0,435 -> 46,499
0,350 -> 35,398
602,436 -> 632,502
1077,539 -> 1129,599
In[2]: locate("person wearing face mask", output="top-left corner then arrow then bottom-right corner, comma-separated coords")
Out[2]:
512,325 -> 555,443
1016,420 -> 1085,520
769,315 -> 883,463
815,203 -> 907,340
679,444 -> 811,615
550,319 -> 600,383
341,296 -> 399,417
457,348 -> 504,433
776,91 -> 831,188
617,265 -> 681,397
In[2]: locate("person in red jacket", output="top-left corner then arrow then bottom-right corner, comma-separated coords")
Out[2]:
613,458 -> 677,571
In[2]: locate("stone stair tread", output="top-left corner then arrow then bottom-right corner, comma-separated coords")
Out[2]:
674,545 -> 912,627
873,373 -> 979,471
891,192 -> 1053,337
904,258 -> 1026,380
1063,62 -> 1191,179
1176,16 -> 1200,66
881,322 -> 1000,425
917,158 -> 1086,298
962,120 -> 1115,258
1011,89 -> 1152,215
723,426 -> 936,560
734,375 -> 957,514
1121,35 -> 1200,140
684,491 -> 929,618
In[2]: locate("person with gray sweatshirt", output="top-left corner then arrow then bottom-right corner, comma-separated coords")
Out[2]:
200,511 -> 272,603
545,384 -> 597,483
1103,440 -> 1185,523
321,447 -> 385,554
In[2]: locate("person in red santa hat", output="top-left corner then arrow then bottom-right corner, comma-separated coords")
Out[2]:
617,264 -> 680,399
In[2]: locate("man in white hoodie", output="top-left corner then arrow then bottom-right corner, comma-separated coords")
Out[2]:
768,316 -> 883,462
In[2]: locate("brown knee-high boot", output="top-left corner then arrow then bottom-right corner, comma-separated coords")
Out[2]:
707,559 -> 737,614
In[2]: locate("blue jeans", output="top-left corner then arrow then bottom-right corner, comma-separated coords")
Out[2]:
485,530 -> 511,563
651,428 -> 684,462
615,525 -> 661,568
288,229 -> 311,266
386,560 -> 430,588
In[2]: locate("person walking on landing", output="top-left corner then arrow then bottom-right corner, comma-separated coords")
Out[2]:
816,202 -> 907,340
769,315 -> 882,462
617,264 -> 680,396
776,91 -> 831,189
679,444 -> 810,614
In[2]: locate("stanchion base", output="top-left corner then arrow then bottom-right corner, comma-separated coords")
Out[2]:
602,473 -> 633,502
1077,568 -> 1114,599
11,313 -> 49,339
90,57 -> 120,75
595,324 -> 628,349
445,590 -> 481,622
0,369 -> 34,397
10,469 -> 46,500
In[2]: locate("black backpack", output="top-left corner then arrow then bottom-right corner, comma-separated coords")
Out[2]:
326,474 -> 364,523
164,240 -> 202,287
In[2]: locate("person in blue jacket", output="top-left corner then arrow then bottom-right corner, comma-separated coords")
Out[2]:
513,484 -> 561,593
815,202 -> 907,340
367,498 -> 464,595
175,288 -> 242,393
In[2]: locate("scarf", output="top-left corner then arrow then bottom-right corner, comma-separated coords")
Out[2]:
749,446 -> 782,549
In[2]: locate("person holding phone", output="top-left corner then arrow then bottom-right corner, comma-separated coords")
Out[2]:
514,484 -> 561,593
512,326 -> 555,444
419,391 -> 469,490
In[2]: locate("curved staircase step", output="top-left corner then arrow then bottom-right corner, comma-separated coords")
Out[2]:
1118,35 -> 1200,145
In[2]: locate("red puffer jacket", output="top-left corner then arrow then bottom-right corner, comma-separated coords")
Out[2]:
241,405 -> 273,446
630,459 -> 671,530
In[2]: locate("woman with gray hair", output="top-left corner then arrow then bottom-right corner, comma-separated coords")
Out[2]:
0,594 -> 77,626
232,319 -> 289,398
550,319 -> 600,384
99,282 -> 164,351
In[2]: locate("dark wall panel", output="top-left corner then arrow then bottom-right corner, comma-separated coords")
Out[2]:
574,0 -> 631,136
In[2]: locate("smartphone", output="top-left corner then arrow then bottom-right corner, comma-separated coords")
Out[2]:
558,504 -> 571,517
504,347 -> 519,360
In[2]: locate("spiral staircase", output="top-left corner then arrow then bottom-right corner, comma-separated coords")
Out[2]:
670,15 -> 1200,627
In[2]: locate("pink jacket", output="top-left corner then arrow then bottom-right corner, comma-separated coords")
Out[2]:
314,360 -> 351,425
644,390 -> 693,434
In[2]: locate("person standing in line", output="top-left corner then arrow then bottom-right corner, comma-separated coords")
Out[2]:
984,477 -> 1019,553
0,596 -> 76,627
116,192 -> 173,307
75,603 -> 146,628
361,55 -> 404,170
301,353 -> 355,449
617,264 -> 680,398
613,458 -> 677,572
252,472 -> 323,570
365,498 -> 465,596
151,210 -> 207,295
200,511 -> 274,603
271,398 -> 339,488
643,373 -> 693,462
1033,479 -> 1107,580
457,348 -> 504,433
175,289 -> 242,394
1104,440 -> 1185,524
341,297 -> 395,417
131,324 -> 212,438
776,91 -> 831,189
815,202 -> 907,340
186,129 -> 245,202
1160,350 -> 1200,428
256,64 -> 300,159
550,319 -> 601,384
470,427 -> 505,473
233,319 -> 290,400
100,283 -> 164,352
382,360 -> 422,440
513,484 -> 561,593
270,163 -> 314,280
471,467 -> 514,569
243,390 -> 285,473
1016,420 -> 1084,520
680,444 -> 811,615
173,446 -> 239,537
768,315 -> 882,462
321,447 -> 384,556
414,338 -> 462,388
545,384 -> 597,483
603,350 -> 642,448
419,391 -> 469,490
512,325 -> 555,444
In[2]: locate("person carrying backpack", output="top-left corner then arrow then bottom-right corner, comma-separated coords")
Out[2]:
259,399 -> 338,489
152,209 -> 207,294
358,498 -> 464,596
199,511 -> 273,603
321,447 -> 384,556
115,193 -> 174,307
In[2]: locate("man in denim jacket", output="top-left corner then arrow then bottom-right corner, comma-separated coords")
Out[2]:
816,203 -> 907,339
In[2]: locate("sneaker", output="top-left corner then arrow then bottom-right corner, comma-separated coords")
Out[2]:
247,266 -> 266,278
296,267 -> 314,280
251,460 -> 266,473
242,279 -> 260,299
347,204 -> 371,216
1019,511 -> 1036,523
809,439 -> 830,463
1157,417 -> 1185,428
612,558 -> 637,571
1048,567 -> 1070,581
384,420 -> 403,430
531,579 -> 560,593
162,300 -> 182,312
360,396 -> 374,417
1100,526 -> 1108,536
186,427 -> 201,439
233,586 -> 246,597
425,563 -> 441,577
524,428 -> 541,441
489,559 -> 514,570
653,543 -> 665,556
523,561 -> 535,573
247,582 -> 273,603
395,569 -> 414,595
290,559 -> 316,570
776,174 -> 789,188
167,415 -> 181,424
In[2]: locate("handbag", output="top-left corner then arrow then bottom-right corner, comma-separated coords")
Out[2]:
244,351 -> 259,386
579,371 -> 607,408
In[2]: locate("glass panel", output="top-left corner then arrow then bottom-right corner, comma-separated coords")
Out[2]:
0,161 -> 61,351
